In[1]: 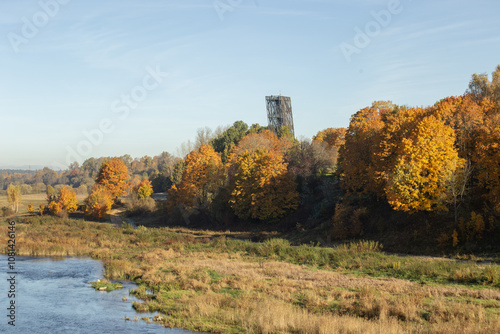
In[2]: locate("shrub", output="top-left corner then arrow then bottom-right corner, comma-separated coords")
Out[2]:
126,194 -> 156,216
84,185 -> 113,220
48,201 -> 62,215
1,206 -> 15,217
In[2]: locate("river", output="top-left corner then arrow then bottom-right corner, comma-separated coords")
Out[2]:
0,255 -> 197,334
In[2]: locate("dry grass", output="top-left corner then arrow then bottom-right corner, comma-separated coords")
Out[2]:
0,192 -> 86,215
1,216 -> 499,333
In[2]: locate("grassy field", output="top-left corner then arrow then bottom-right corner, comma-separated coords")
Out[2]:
1,216 -> 499,333
0,192 -> 87,215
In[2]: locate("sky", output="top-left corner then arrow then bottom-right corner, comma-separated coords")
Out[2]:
1,0 -> 499,169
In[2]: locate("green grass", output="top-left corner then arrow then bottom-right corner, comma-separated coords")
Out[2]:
90,279 -> 123,291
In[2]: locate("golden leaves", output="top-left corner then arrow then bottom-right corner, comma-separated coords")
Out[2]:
84,184 -> 113,220
229,149 -> 299,221
386,116 -> 460,212
95,158 -> 129,200
169,145 -> 223,210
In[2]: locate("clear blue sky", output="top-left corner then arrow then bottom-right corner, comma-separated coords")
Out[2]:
1,0 -> 499,169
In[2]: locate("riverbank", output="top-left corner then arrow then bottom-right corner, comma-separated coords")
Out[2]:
1,216 -> 500,333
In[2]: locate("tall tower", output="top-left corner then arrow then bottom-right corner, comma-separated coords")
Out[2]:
266,95 -> 294,137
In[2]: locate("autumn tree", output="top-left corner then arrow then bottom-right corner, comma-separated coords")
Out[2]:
28,203 -> 34,215
134,178 -> 153,199
38,204 -> 45,216
228,149 -> 299,221
84,185 -> 113,220
229,129 -> 293,159
168,145 -> 223,210
7,184 -> 21,213
95,157 -> 129,200
313,128 -> 346,150
434,95 -> 493,160
339,107 -> 384,195
48,200 -> 62,215
474,110 -> 500,213
385,116 -> 461,212
371,107 -> 428,196
58,186 -> 78,213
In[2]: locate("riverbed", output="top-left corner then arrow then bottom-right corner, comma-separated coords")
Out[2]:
0,255 -> 197,334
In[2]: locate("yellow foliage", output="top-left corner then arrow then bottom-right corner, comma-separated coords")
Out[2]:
27,203 -> 34,214
48,201 -> 62,215
84,185 -> 113,220
386,116 -> 460,212
7,184 -> 21,213
38,204 -> 45,216
134,179 -> 153,199
228,149 -> 299,221
168,145 -> 223,210
58,186 -> 78,213
372,107 -> 428,195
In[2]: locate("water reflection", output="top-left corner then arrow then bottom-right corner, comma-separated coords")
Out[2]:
0,255 -> 197,334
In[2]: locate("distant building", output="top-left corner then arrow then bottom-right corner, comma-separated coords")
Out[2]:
266,95 -> 294,137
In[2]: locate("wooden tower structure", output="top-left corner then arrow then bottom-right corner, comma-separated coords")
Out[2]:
265,95 -> 294,137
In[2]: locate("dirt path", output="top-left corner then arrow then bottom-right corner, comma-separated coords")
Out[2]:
109,208 -> 136,228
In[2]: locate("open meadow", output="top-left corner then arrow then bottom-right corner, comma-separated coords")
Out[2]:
0,192 -> 87,215
1,216 -> 499,333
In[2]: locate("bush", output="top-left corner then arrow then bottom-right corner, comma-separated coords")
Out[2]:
126,195 -> 156,216
1,206 -> 15,217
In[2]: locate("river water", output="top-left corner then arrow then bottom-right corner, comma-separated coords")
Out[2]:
0,255 -> 197,334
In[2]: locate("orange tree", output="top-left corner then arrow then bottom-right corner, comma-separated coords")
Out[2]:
228,149 -> 299,221
95,157 -> 129,200
339,107 -> 384,195
168,145 -> 223,210
84,185 -> 113,220
385,115 -> 461,212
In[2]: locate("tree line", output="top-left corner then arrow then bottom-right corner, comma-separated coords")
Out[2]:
4,65 -> 500,250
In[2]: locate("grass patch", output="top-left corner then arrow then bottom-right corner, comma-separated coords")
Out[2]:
90,279 -> 123,291
1,216 -> 500,333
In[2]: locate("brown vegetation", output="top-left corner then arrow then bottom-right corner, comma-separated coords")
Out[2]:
1,217 -> 499,333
